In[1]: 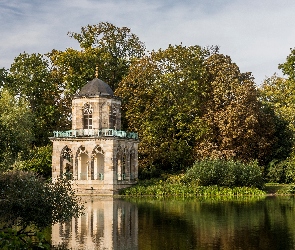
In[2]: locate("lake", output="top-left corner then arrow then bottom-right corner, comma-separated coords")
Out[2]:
52,195 -> 295,249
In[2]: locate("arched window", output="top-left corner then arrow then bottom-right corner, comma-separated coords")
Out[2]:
83,103 -> 93,129
76,146 -> 89,180
91,146 -> 105,180
60,146 -> 73,178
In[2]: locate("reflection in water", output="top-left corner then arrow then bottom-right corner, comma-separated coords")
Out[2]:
52,196 -> 295,250
52,196 -> 138,249
134,196 -> 295,250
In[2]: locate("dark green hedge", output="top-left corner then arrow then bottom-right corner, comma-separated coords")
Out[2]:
184,159 -> 264,189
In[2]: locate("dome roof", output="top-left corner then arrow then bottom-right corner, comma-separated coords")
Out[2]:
76,78 -> 114,97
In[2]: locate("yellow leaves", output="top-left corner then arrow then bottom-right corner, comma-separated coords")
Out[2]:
201,54 -> 277,164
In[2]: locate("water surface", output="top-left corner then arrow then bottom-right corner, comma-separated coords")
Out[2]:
52,196 -> 295,249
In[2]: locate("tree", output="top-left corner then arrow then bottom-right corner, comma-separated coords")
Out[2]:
49,22 -> 146,94
260,75 -> 295,132
0,67 -> 8,89
8,53 -> 66,146
0,170 -> 84,248
14,145 -> 53,178
0,89 -> 34,169
278,47 -> 295,81
196,54 -> 279,165
258,49 -> 295,181
116,44 -> 211,172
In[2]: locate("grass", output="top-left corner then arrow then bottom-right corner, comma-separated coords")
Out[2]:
119,174 -> 266,197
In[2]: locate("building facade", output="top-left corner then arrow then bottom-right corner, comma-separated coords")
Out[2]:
50,78 -> 139,194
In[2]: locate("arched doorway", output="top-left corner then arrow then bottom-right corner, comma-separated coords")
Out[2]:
92,146 -> 105,180
76,146 -> 89,180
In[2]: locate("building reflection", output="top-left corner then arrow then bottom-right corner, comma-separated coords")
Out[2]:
52,196 -> 138,249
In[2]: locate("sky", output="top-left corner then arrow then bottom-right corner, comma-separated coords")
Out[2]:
1,0 -> 295,85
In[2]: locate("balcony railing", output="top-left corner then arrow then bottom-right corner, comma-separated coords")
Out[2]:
52,128 -> 138,140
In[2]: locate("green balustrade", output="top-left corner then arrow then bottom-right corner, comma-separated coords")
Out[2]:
52,129 -> 138,140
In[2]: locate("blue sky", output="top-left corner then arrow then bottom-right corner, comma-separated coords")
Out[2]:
1,0 -> 295,84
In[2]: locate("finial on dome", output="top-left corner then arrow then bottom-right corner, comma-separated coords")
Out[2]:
95,65 -> 98,78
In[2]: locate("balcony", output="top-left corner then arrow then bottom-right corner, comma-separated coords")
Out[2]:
52,128 -> 138,140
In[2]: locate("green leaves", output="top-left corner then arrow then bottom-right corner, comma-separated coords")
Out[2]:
116,44 -> 210,171
65,22 -> 146,91
260,50 -> 295,179
8,52 -> 65,146
0,170 -> 84,248
184,159 -> 264,189
0,170 -> 84,229
117,47 -> 279,171
0,89 -> 34,169
278,47 -> 295,81
14,145 -> 53,178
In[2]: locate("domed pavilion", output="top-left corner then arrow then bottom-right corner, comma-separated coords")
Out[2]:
50,78 -> 139,194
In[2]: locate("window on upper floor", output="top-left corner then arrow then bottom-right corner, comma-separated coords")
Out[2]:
83,103 -> 93,129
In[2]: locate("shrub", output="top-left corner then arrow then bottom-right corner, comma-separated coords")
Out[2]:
138,165 -> 162,179
0,170 -> 84,248
266,160 -> 287,183
266,157 -> 295,184
120,178 -> 265,197
184,159 -> 264,189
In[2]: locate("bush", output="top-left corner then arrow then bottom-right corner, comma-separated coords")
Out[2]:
266,160 -> 287,183
266,157 -> 295,184
0,170 -> 84,248
120,177 -> 265,197
138,165 -> 162,179
184,159 -> 264,189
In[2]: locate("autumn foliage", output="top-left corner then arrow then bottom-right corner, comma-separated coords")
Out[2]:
116,46 -> 287,172
0,22 -> 293,177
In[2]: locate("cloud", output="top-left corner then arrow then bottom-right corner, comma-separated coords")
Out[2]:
0,0 -> 295,84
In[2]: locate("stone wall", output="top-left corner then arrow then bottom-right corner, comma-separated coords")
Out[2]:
51,136 -> 138,194
72,96 -> 121,130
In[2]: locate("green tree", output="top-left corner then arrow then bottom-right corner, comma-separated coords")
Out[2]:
278,47 -> 295,81
116,44 -> 211,172
14,145 -> 53,178
8,53 -> 65,146
0,89 -> 34,169
0,170 -> 84,248
49,22 -> 146,95
0,68 -> 8,88
260,75 -> 295,132
259,49 -> 295,181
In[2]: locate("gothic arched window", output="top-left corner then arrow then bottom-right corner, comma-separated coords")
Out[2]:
83,103 -> 93,129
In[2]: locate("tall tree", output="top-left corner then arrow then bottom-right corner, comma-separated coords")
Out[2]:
260,75 -> 295,132
116,44 -> 211,171
258,49 -> 295,171
196,54 -> 282,165
49,22 -> 146,94
8,52 -> 64,146
0,68 -> 8,88
0,89 -> 34,169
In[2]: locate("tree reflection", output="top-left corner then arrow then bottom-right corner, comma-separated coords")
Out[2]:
52,196 -> 295,250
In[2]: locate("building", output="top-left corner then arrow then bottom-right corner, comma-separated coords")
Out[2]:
50,78 -> 139,194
